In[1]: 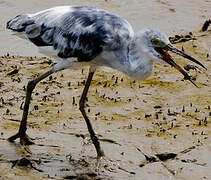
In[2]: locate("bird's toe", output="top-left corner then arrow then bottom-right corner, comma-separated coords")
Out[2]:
20,134 -> 35,145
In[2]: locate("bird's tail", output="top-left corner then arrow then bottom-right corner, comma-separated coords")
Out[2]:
7,14 -> 34,32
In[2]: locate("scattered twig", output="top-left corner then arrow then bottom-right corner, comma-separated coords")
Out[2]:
3,117 -> 20,122
99,138 -> 121,146
118,166 -> 136,175
136,147 -> 158,167
35,143 -> 60,148
161,163 -> 176,175
7,69 -> 19,76
51,130 -> 120,145
179,146 -> 196,154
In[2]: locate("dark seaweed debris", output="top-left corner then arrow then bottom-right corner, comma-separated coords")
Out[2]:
169,33 -> 196,44
201,20 -> 211,32
155,153 -> 177,161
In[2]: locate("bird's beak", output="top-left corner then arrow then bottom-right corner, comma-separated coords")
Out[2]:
155,44 -> 206,87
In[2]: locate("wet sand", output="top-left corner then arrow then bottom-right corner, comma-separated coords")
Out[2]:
0,1 -> 211,180
0,30 -> 211,179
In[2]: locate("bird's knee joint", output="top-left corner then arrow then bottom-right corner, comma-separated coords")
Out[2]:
27,80 -> 35,87
27,81 -> 36,91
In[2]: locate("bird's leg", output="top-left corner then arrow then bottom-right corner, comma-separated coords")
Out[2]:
8,69 -> 55,145
79,70 -> 105,158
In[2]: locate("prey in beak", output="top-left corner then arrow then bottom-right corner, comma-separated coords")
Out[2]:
152,38 -> 207,87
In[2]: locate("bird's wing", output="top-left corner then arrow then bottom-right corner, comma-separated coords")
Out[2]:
7,6 -> 134,61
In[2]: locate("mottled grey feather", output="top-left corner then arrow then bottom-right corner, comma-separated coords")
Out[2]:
7,6 -> 134,62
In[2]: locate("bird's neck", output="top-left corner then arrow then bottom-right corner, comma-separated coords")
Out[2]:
124,39 -> 154,80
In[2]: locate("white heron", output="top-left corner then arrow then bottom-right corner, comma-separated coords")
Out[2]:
7,6 -> 206,158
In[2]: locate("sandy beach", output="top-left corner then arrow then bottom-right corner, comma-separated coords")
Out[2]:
0,0 -> 211,179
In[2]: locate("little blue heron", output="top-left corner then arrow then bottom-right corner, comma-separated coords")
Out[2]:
7,6 -> 206,158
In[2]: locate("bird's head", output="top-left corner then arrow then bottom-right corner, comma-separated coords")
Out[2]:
139,28 -> 206,87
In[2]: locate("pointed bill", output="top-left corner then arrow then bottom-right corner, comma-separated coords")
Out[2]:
153,39 -> 206,87
165,44 -> 207,70
161,50 -> 199,87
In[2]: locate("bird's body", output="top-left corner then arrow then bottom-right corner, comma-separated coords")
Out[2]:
7,6 -> 166,80
6,6 -> 205,157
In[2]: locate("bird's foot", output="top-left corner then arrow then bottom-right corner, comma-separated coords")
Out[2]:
20,134 -> 34,145
8,133 -> 34,145
97,148 -> 105,159
94,155 -> 118,174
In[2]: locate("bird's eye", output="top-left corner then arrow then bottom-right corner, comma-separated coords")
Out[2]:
151,38 -> 167,48
151,38 -> 160,46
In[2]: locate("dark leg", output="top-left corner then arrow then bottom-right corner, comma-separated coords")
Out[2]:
8,69 -> 54,145
79,70 -> 105,158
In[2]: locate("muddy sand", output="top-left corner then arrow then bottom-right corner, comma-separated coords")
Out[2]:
0,27 -> 210,179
